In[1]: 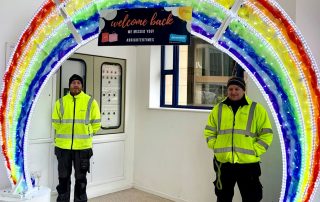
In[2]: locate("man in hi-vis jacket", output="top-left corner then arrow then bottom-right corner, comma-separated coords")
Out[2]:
52,74 -> 101,202
204,77 -> 273,202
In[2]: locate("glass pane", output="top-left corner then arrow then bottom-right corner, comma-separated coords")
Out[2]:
209,48 -> 222,76
164,46 -> 173,70
223,53 -> 234,76
178,45 -> 188,105
60,59 -> 86,97
165,75 -> 173,105
100,63 -> 122,129
200,84 -> 226,106
192,83 -> 227,107
179,36 -> 238,107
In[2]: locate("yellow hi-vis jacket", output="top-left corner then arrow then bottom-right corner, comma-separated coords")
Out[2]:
204,96 -> 273,164
52,91 -> 101,150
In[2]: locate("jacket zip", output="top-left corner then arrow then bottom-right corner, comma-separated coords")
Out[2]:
231,106 -> 243,163
71,96 -> 76,150
231,107 -> 235,163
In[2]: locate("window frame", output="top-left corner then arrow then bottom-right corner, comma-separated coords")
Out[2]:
160,45 -> 213,110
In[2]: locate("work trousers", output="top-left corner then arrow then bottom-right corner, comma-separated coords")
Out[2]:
213,158 -> 262,202
55,147 -> 93,202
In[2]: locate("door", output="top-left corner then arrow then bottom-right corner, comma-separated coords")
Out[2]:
56,53 -> 126,135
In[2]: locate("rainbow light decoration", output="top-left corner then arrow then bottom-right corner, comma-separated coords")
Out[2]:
0,0 -> 319,201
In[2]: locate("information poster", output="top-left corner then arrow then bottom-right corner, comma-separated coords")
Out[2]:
98,7 -> 192,46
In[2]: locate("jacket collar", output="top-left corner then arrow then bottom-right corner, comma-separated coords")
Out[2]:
222,95 -> 250,107
67,91 -> 84,99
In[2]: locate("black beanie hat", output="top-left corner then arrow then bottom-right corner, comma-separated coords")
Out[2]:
69,74 -> 83,86
227,77 -> 246,91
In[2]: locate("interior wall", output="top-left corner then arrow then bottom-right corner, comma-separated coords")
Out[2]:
0,0 -> 44,79
276,0 -> 296,21
134,47 -> 214,201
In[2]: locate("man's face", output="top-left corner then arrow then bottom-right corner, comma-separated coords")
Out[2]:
70,80 -> 82,96
227,84 -> 245,101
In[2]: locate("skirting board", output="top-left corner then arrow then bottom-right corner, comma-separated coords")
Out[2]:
50,182 -> 133,201
133,183 -> 187,202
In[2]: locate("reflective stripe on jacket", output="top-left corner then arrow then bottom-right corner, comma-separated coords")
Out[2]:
52,91 -> 101,150
204,96 -> 273,164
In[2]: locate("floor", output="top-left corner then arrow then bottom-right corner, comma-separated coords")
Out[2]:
89,188 -> 173,202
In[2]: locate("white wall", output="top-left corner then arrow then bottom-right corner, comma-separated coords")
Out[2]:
277,0 -> 296,21
0,0 -> 44,77
134,46 -> 215,202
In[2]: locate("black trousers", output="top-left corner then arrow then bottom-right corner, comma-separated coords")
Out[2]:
213,159 -> 262,202
55,147 -> 93,202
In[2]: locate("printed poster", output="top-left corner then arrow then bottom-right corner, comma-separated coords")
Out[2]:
98,7 -> 192,46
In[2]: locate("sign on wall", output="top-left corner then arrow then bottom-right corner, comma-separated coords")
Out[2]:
98,7 -> 192,46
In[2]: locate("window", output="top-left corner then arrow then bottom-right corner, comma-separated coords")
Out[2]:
160,36 -> 242,109
59,59 -> 86,97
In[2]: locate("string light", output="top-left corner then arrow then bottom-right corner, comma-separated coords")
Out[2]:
0,0 -> 318,201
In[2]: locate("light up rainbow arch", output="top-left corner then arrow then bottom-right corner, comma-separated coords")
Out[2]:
0,0 -> 319,201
